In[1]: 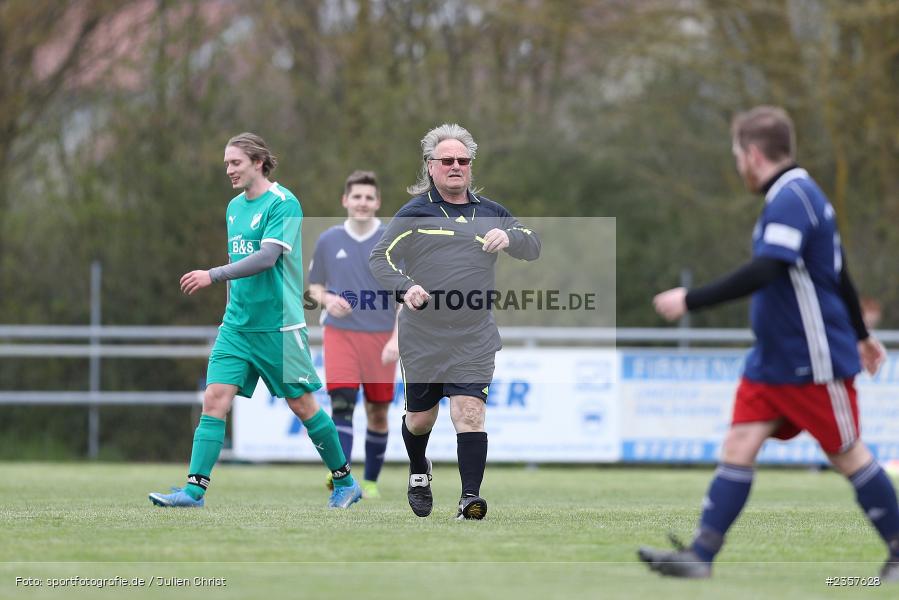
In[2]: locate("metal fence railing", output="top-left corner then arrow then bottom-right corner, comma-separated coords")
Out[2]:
3,324 -> 897,457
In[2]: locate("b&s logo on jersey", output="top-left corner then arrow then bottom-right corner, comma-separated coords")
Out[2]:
229,234 -> 259,255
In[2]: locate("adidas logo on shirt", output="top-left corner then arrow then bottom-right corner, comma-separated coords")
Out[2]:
336,249 -> 348,259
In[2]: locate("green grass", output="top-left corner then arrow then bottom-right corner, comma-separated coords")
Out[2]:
0,462 -> 896,599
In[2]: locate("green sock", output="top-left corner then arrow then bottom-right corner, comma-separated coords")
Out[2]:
303,408 -> 355,488
184,414 -> 226,499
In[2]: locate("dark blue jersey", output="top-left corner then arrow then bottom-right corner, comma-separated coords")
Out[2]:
745,168 -> 860,384
308,220 -> 396,332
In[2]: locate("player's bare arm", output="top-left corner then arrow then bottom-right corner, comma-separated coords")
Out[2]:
308,283 -> 353,318
381,335 -> 399,364
180,270 -> 213,295
858,336 -> 886,376
323,293 -> 352,318
653,287 -> 687,321
381,305 -> 401,365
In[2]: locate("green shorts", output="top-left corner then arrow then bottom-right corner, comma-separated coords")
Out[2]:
206,326 -> 322,399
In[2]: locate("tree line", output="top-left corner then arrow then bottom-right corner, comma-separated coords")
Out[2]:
1,0 -> 897,458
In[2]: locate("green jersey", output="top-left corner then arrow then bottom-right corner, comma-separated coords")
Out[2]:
221,182 -> 306,331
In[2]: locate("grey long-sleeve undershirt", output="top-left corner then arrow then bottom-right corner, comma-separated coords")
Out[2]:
208,242 -> 283,283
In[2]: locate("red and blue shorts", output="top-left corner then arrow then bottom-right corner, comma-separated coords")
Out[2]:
322,325 -> 396,403
732,377 -> 859,454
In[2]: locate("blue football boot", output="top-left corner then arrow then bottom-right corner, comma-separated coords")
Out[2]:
328,480 -> 363,509
148,488 -> 205,508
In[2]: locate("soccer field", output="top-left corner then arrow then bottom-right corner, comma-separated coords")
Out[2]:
1,462 -> 895,599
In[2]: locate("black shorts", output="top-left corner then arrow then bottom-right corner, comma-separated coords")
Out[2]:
403,382 -> 491,412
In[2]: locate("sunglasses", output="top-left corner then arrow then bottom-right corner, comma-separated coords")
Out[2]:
429,156 -> 472,166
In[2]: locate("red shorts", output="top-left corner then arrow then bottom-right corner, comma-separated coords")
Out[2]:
322,326 -> 396,403
732,377 -> 859,454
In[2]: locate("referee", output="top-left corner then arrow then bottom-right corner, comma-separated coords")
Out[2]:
370,123 -> 540,520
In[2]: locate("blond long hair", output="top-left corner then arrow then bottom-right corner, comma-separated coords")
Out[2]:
226,132 -> 278,176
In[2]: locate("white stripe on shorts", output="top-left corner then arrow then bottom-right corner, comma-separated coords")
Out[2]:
292,329 -> 305,351
826,380 -> 856,453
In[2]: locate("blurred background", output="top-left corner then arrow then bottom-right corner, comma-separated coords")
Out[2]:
1,0 -> 897,461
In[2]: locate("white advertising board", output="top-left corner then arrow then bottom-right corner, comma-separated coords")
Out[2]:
234,347 -> 899,464
233,348 -> 620,462
619,350 -> 899,463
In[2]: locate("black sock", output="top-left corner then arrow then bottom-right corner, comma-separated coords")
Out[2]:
457,431 -> 488,497
402,416 -> 431,474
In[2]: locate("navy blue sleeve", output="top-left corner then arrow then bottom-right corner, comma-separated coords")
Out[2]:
686,257 -> 789,311
839,251 -> 869,340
